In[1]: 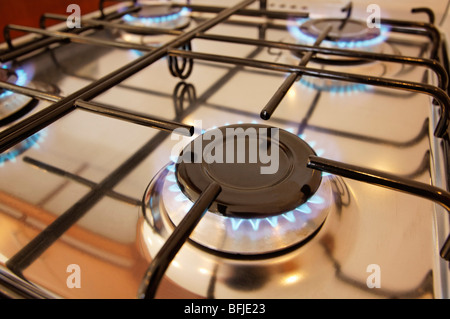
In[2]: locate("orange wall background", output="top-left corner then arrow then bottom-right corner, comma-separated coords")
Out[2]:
0,0 -> 113,43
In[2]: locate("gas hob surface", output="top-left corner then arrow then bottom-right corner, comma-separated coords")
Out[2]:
0,0 -> 449,299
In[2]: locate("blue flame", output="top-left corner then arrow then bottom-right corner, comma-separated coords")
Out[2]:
295,204 -> 312,214
285,127 -> 295,134
0,130 -> 46,167
249,219 -> 261,231
309,194 -> 325,204
288,18 -> 390,49
165,174 -> 177,182
266,216 -> 278,227
168,183 -> 181,193
231,218 -> 244,231
123,7 -> 190,26
283,211 -> 296,222
299,76 -> 371,94
164,164 -> 326,232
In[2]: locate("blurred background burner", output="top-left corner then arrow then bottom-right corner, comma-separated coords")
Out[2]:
289,18 -> 391,65
118,2 -> 191,45
300,18 -> 381,47
0,66 -> 38,126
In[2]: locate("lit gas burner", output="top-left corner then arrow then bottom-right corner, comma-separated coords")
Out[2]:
288,18 -> 391,58
0,66 -> 37,126
140,124 -> 355,298
142,124 -> 333,255
297,18 -> 387,50
286,18 -> 402,93
119,2 -> 191,46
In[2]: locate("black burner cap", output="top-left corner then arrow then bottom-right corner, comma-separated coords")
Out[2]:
175,124 -> 322,218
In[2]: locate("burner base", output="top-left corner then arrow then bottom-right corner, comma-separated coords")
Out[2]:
140,170 -> 358,298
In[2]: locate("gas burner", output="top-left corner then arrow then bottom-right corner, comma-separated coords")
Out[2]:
142,124 -> 332,256
0,67 -> 38,126
122,3 -> 190,31
176,124 -> 322,218
118,2 -> 191,46
301,18 -> 382,47
140,124 -> 356,297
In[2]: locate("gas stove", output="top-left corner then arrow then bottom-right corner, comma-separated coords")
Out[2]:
0,0 -> 449,300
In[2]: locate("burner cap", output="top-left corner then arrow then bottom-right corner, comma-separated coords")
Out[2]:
175,124 -> 322,218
